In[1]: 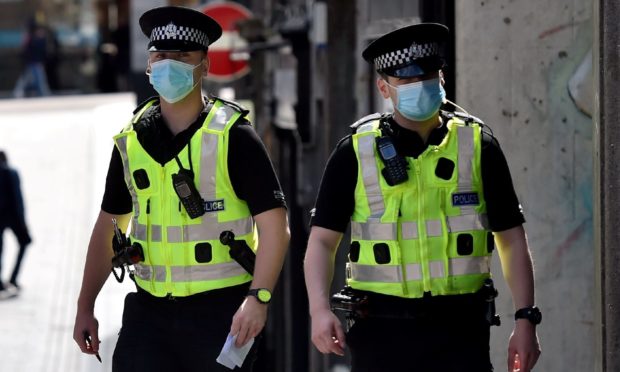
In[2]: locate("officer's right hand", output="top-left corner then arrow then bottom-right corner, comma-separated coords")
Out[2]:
73,311 -> 100,355
310,308 -> 346,356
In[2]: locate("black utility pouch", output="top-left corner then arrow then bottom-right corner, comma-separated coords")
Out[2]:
331,286 -> 369,330
479,278 -> 501,326
330,286 -> 369,319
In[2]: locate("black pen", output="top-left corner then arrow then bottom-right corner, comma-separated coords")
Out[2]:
83,331 -> 102,363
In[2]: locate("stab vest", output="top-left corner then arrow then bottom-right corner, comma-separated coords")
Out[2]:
113,99 -> 256,297
347,115 -> 492,298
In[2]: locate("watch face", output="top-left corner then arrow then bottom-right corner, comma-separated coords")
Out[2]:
257,289 -> 271,303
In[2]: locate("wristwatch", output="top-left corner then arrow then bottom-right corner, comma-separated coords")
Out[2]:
514,306 -> 542,325
247,288 -> 272,304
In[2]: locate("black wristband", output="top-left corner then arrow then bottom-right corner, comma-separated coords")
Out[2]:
514,306 -> 542,325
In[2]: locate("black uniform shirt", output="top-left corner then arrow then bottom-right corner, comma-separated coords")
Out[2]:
101,101 -> 286,215
311,115 -> 525,232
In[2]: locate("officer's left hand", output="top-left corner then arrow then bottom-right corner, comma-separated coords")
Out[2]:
230,296 -> 268,347
507,320 -> 541,372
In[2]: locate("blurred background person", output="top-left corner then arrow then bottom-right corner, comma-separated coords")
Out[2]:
0,150 -> 32,299
44,24 -> 61,93
12,17 -> 52,98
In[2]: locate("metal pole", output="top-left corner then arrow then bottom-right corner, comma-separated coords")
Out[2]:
593,0 -> 620,370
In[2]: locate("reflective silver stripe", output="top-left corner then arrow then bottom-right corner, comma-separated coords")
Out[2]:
429,261 -> 445,278
351,221 -> 397,240
426,256 -> 491,278
200,100 -> 241,197
457,125 -> 474,189
133,264 -> 166,281
357,122 -> 385,218
151,225 -> 162,242
348,262 -> 402,282
426,219 -> 443,237
348,262 -> 423,283
357,121 -> 376,134
457,125 -> 476,214
348,257 -> 490,283
447,213 -> 488,232
405,263 -> 423,280
196,102 -> 248,237
167,225 -> 186,243
170,262 -> 248,282
354,214 -> 487,241
449,256 -> 491,276
207,103 -> 238,131
199,131 -> 218,197
131,219 -> 139,240
166,217 -> 254,242
401,222 -> 418,239
132,224 -> 163,242
134,218 -> 252,242
134,262 -> 248,282
115,136 -> 140,219
198,123 -> 222,235
133,223 -> 148,241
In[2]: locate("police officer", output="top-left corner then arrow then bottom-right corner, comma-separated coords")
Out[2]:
72,6 -> 290,372
304,23 -> 541,372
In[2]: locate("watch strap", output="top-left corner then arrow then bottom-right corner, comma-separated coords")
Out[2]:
514,306 -> 542,325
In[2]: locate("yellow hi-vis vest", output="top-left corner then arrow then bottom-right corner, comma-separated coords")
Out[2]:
113,99 -> 256,297
347,115 -> 492,298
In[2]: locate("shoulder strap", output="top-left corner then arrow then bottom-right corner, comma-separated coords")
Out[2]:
130,98 -> 158,124
132,96 -> 159,115
350,113 -> 388,133
203,98 -> 245,132
210,96 -> 249,116
440,110 -> 485,125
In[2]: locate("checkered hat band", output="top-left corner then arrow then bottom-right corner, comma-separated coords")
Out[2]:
374,42 -> 440,70
150,25 -> 210,48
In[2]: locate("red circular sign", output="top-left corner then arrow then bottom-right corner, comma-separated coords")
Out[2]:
203,2 -> 252,82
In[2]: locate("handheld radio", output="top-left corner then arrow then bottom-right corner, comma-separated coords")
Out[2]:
172,142 -> 205,219
172,168 -> 205,219
376,136 -> 408,186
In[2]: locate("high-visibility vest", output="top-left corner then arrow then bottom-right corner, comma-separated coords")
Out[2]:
347,116 -> 492,298
113,99 -> 256,297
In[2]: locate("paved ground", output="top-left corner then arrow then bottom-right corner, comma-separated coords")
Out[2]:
0,94 -> 137,372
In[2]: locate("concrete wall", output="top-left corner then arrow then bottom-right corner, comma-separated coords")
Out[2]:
456,1 -> 593,371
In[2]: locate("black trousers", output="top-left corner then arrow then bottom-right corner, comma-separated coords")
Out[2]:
346,294 -> 494,372
0,223 -> 30,287
113,283 -> 259,372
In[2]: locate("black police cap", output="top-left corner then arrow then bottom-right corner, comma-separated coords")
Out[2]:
139,6 -> 222,52
362,23 -> 449,78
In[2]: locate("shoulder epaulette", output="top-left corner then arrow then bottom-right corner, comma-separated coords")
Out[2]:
133,96 -> 159,115
349,112 -> 390,133
211,96 -> 249,116
441,110 -> 485,125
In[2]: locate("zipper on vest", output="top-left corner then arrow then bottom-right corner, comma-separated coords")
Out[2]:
414,160 -> 431,293
161,167 -> 173,295
394,192 -> 408,297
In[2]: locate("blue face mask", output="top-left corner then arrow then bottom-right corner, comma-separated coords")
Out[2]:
148,59 -> 202,103
387,77 -> 446,121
